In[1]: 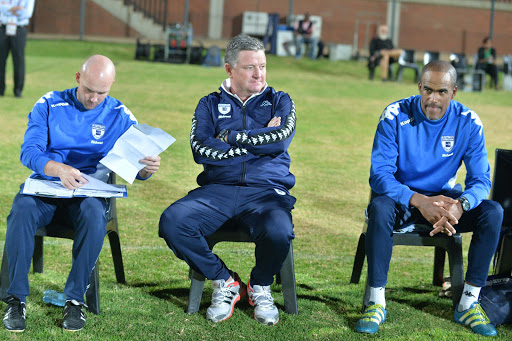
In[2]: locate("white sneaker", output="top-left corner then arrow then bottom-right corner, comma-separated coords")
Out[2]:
206,273 -> 246,323
248,280 -> 279,325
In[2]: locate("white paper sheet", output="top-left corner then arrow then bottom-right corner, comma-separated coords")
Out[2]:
99,124 -> 175,184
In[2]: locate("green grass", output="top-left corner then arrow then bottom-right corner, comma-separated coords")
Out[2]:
0,39 -> 511,340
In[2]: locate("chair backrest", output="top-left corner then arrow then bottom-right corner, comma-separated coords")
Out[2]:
504,55 -> 512,75
399,49 -> 415,65
450,53 -> 468,70
491,149 -> 512,228
423,51 -> 440,65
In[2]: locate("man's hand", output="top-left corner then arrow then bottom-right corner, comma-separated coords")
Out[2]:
409,193 -> 459,236
44,160 -> 88,190
138,156 -> 161,178
267,116 -> 281,127
430,199 -> 464,236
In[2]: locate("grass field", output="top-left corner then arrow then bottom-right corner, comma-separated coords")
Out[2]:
0,39 -> 511,340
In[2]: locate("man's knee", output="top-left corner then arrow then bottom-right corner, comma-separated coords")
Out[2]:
159,203 -> 195,244
255,209 -> 294,245
478,200 -> 504,231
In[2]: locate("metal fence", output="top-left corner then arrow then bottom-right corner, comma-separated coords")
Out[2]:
123,0 -> 168,31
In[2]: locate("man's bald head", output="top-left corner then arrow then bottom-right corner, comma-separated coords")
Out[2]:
75,55 -> 116,110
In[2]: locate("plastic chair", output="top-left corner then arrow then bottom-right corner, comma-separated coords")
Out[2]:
450,53 -> 469,90
423,51 -> 440,65
350,191 -> 464,308
0,173 -> 125,315
396,49 -> 420,83
187,221 -> 298,315
491,149 -> 512,276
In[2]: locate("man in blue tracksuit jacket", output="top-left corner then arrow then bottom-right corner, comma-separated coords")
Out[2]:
159,34 -> 296,326
2,55 -> 161,333
355,60 -> 503,337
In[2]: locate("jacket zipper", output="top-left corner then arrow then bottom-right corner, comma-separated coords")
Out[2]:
240,104 -> 247,185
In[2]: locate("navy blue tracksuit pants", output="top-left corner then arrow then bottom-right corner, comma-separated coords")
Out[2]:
5,193 -> 108,303
159,184 -> 296,286
366,194 -> 503,288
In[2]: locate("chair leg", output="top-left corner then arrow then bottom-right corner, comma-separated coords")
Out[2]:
350,233 -> 366,284
187,268 -> 206,314
361,279 -> 371,313
280,243 -> 298,314
447,238 -> 464,309
0,247 -> 10,298
86,262 -> 100,314
107,230 -> 125,284
33,235 -> 44,274
433,246 -> 446,286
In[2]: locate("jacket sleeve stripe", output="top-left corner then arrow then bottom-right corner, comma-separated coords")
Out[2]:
235,100 -> 296,146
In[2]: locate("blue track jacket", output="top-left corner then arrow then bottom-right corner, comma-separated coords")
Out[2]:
21,88 -> 138,181
370,95 -> 491,211
190,79 -> 296,192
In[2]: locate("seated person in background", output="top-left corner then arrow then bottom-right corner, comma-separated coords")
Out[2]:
355,60 -> 502,337
294,12 -> 318,60
159,34 -> 297,326
477,37 -> 499,90
2,55 -> 161,333
368,24 -> 403,81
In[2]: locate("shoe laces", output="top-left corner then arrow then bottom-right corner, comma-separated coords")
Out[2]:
470,303 -> 491,324
211,280 -> 238,306
250,285 -> 275,310
361,303 -> 385,322
64,300 -> 87,319
3,296 -> 25,320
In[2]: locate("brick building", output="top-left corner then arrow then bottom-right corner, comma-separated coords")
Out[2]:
29,0 -> 512,55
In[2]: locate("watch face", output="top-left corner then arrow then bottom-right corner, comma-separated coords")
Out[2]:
460,198 -> 469,211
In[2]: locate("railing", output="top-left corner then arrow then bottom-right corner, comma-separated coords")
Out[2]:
124,0 -> 168,31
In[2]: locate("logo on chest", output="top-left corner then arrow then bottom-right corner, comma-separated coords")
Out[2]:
441,136 -> 454,153
91,124 -> 105,143
218,104 -> 232,118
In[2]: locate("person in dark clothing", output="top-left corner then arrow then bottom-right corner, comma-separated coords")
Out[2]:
159,34 -> 297,326
477,37 -> 499,90
368,24 -> 403,81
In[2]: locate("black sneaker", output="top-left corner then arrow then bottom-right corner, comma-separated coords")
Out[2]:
62,300 -> 87,332
2,295 -> 26,332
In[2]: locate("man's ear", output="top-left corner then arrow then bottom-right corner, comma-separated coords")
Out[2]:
75,72 -> 81,84
224,63 -> 232,77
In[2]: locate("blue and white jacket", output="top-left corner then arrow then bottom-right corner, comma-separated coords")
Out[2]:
370,95 -> 491,211
21,87 -> 138,181
190,79 -> 297,192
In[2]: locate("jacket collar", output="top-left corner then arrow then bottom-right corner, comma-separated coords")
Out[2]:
220,78 -> 268,105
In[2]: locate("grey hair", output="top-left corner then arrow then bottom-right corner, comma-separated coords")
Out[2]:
420,60 -> 457,88
224,34 -> 265,68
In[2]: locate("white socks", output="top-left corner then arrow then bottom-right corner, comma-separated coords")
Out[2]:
369,286 -> 386,308
458,282 -> 481,312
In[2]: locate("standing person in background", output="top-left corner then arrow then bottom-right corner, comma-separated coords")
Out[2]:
0,0 -> 35,98
477,37 -> 499,90
294,12 -> 317,60
368,24 -> 403,81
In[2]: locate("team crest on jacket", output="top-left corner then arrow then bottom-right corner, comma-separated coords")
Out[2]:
92,124 -> 105,140
218,104 -> 231,115
441,136 -> 454,152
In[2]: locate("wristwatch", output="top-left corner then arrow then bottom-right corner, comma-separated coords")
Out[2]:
458,196 -> 470,212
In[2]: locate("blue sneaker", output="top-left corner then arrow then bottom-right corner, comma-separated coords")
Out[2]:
355,302 -> 386,334
454,302 -> 497,337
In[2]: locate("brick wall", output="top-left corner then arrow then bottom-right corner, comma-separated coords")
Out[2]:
31,0 -> 139,37
28,0 -> 512,55
399,2 -> 512,56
